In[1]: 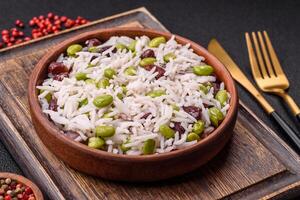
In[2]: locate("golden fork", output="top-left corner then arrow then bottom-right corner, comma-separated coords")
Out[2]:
245,31 -> 300,121
208,39 -> 300,149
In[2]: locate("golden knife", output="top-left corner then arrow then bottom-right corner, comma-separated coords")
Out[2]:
207,39 -> 300,149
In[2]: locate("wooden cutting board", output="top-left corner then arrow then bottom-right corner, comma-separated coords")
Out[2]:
0,7 -> 300,200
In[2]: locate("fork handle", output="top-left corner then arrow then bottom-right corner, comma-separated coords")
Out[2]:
276,92 -> 300,120
271,111 -> 300,150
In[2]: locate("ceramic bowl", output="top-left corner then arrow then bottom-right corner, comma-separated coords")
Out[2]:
28,28 -> 238,181
0,172 -> 43,199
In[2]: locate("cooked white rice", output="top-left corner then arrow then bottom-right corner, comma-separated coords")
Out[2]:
37,35 -> 230,155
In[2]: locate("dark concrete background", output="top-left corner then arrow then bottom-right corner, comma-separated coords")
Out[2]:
0,0 -> 299,175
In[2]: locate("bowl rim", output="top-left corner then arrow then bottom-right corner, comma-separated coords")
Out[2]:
0,172 -> 44,199
28,27 -> 238,162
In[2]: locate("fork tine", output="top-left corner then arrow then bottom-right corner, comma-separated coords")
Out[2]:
245,32 -> 262,79
263,31 -> 285,76
257,31 -> 276,77
251,32 -> 268,78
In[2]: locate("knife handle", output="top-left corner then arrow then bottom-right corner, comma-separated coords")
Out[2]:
297,114 -> 300,122
270,111 -> 300,150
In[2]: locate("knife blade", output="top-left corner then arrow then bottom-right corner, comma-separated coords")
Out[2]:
207,39 -> 300,150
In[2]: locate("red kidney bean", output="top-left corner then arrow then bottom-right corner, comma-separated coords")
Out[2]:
172,122 -> 185,135
212,82 -> 220,95
99,45 -> 115,53
140,49 -> 155,59
153,66 -> 165,79
86,38 -> 101,47
64,130 -> 79,140
53,72 -> 69,81
183,106 -> 202,120
49,98 -> 58,111
143,64 -> 165,79
89,56 -> 97,62
99,45 -> 116,56
48,62 -> 68,75
203,103 -> 212,108
141,112 -> 151,119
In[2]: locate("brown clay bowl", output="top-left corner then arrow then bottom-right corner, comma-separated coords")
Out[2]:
0,172 -> 43,199
28,28 -> 238,182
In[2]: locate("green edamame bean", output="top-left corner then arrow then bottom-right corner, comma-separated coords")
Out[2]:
115,43 -> 127,51
132,51 -> 137,57
159,124 -> 175,139
40,89 -> 52,103
146,90 -> 166,98
208,107 -> 224,127
204,82 -> 212,88
121,85 -> 127,94
215,90 -> 228,106
67,44 -> 83,56
193,120 -> 205,135
75,72 -> 88,81
124,66 -> 136,76
87,63 -> 96,68
193,65 -> 214,76
120,140 -> 131,152
79,98 -> 88,108
104,68 -> 116,79
95,125 -> 115,137
199,84 -> 209,94
142,139 -> 156,155
88,137 -> 105,149
163,52 -> 176,62
149,36 -> 166,48
93,94 -> 113,108
117,93 -> 123,100
102,112 -> 113,118
85,79 -> 96,85
171,104 -> 180,111
186,132 -> 200,142
127,40 -> 137,52
139,57 -> 156,67
97,78 -> 110,89
88,46 -> 98,53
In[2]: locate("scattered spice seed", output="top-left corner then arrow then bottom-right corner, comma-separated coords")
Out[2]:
0,13 -> 90,49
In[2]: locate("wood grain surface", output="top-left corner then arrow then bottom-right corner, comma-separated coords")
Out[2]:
0,7 -> 300,200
